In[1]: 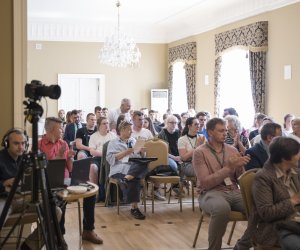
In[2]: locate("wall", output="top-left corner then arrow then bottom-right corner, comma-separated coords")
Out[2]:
27,2 -> 300,124
27,42 -> 168,117
169,2 -> 300,123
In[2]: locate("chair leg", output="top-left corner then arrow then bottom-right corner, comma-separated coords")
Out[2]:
116,183 -> 120,215
168,186 -> 172,204
191,181 -> 195,211
77,200 -> 82,236
104,182 -> 111,207
192,214 -> 204,248
179,182 -> 182,212
227,221 -> 236,245
151,182 -> 155,213
16,224 -> 24,249
143,183 -> 146,213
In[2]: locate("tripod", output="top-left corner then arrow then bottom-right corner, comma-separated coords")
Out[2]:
0,100 -> 66,249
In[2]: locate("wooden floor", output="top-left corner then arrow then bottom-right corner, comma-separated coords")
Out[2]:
64,193 -> 247,250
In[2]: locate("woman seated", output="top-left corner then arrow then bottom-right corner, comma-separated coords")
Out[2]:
178,117 -> 206,177
106,121 -> 147,220
224,115 -> 250,155
251,137 -> 300,249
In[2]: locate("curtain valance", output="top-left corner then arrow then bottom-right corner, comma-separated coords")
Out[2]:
168,42 -> 197,66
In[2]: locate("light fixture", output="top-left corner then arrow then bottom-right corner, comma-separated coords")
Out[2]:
99,1 -> 141,68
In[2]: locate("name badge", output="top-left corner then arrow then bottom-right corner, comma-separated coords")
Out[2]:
224,177 -> 233,186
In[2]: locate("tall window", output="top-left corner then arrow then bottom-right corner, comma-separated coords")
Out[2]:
219,48 -> 255,129
172,62 -> 188,114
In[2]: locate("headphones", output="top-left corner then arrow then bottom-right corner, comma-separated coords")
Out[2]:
1,128 -> 29,151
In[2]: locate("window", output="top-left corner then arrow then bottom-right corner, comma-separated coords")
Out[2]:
219,48 -> 255,129
172,62 -> 188,114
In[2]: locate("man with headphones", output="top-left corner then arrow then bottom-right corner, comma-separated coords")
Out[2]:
0,128 -> 28,196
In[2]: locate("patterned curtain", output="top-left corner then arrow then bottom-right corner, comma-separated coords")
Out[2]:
214,56 -> 222,116
249,51 -> 266,113
214,21 -> 268,116
168,42 -> 196,109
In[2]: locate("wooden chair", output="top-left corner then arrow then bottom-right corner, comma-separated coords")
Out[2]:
1,212 -> 38,249
192,208 -> 247,248
144,138 -> 183,213
182,175 -> 197,211
238,169 -> 282,250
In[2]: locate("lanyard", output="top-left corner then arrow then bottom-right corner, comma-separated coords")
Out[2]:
206,143 -> 225,168
187,135 -> 197,149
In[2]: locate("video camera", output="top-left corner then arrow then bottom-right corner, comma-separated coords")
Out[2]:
25,80 -> 61,101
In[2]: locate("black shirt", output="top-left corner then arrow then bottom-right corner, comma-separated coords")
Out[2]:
76,127 -> 97,146
164,129 -> 180,156
0,149 -> 22,194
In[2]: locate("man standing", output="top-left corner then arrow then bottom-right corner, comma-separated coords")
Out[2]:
192,118 -> 250,250
39,117 -> 103,244
108,98 -> 132,130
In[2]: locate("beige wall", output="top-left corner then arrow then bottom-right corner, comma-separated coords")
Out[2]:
169,2 -> 300,123
27,42 -> 167,117
26,2 -> 300,125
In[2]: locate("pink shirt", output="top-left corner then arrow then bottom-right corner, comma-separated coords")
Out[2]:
192,143 -> 244,194
39,135 -> 70,178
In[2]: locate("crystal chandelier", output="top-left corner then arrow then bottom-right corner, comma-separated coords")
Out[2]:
99,1 -> 141,68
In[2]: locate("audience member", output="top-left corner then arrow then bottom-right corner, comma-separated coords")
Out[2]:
58,109 -> 66,123
193,118 -> 250,250
196,111 -> 208,139
178,117 -> 206,177
158,113 -> 169,130
173,113 -> 183,135
102,107 -> 108,118
106,121 -> 147,220
94,106 -> 102,120
236,137 -> 300,249
39,117 -> 102,244
188,108 -> 196,117
224,115 -> 250,155
252,117 -> 275,145
131,111 -> 153,140
149,109 -> 162,132
283,113 -> 295,135
223,107 -> 239,117
64,109 -> 85,146
78,109 -> 85,124
180,112 -> 189,132
245,122 -> 282,170
143,117 -> 158,137
288,117 -> 300,143
115,114 -> 126,136
0,128 -> 64,249
249,113 -> 267,141
75,113 -> 97,160
108,98 -> 131,130
140,108 -> 149,117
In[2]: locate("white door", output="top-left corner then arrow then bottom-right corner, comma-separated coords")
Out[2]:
58,74 -> 105,120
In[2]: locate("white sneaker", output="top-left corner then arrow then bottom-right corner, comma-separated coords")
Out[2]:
153,190 -> 166,201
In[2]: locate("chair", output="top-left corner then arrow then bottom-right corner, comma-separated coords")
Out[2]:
192,208 -> 247,248
1,212 -> 38,249
183,175 -> 197,211
144,138 -> 183,213
238,169 -> 282,250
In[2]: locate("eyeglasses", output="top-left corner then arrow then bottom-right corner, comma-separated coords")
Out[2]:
199,119 -> 206,121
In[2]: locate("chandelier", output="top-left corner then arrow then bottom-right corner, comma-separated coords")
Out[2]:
99,1 -> 141,68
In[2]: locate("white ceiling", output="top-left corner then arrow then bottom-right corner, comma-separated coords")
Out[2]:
27,0 -> 300,43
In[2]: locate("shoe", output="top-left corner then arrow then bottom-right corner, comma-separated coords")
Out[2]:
172,187 -> 184,198
153,190 -> 166,201
117,177 -> 128,189
82,230 -> 103,244
130,208 -> 146,220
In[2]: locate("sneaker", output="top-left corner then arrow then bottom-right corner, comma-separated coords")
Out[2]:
154,190 -> 166,201
130,208 -> 146,220
82,230 -> 103,244
117,177 -> 128,189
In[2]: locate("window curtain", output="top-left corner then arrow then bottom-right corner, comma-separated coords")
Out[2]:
168,42 -> 197,109
214,21 -> 268,115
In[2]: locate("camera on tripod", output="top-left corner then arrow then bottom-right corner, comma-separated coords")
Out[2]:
25,80 -> 61,101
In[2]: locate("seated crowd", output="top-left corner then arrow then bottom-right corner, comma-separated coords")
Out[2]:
1,99 -> 300,249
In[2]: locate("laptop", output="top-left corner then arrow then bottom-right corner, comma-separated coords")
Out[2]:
70,158 -> 91,186
20,159 -> 66,192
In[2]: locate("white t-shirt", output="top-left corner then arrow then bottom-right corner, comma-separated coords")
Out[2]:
89,131 -> 117,155
178,135 -> 197,152
131,128 -> 153,140
287,133 -> 300,143
108,108 -> 131,130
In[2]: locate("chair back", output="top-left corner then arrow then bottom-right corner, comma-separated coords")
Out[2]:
238,169 -> 258,218
144,138 -> 168,171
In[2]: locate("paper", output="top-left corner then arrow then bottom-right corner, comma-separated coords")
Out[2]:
133,139 -> 145,154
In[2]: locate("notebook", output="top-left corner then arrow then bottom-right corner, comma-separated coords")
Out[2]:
20,159 -> 66,192
70,158 -> 91,186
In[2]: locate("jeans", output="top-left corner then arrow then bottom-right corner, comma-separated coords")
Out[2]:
279,229 -> 300,250
168,158 -> 178,172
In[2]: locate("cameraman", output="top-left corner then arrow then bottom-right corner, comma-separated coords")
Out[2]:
0,128 -> 62,249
